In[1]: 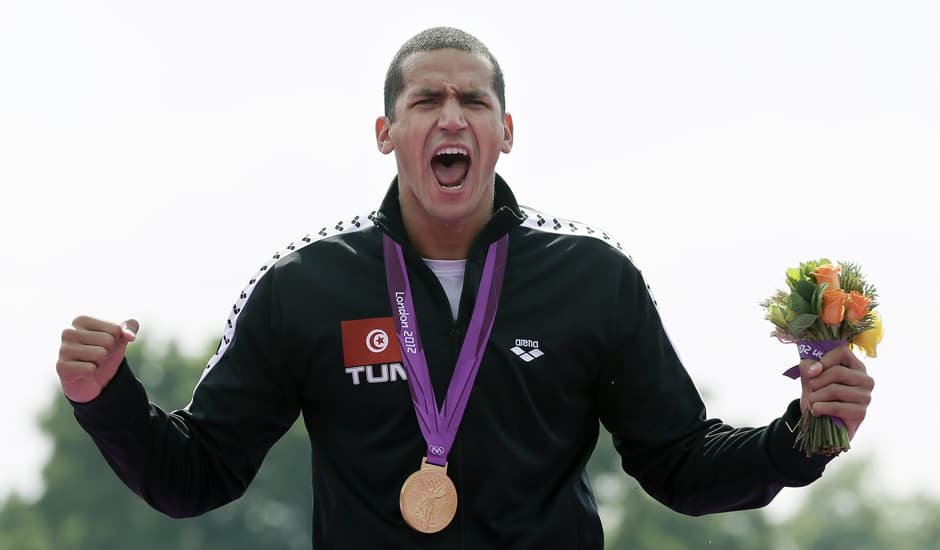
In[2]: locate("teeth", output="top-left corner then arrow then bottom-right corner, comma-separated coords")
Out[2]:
441,178 -> 465,189
435,147 -> 469,157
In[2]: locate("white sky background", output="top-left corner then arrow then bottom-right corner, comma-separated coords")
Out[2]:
1,0 -> 937,521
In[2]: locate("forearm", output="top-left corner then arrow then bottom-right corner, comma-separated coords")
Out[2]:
70,360 -> 252,518
623,400 -> 832,516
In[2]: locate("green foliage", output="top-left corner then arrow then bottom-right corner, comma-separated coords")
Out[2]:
0,495 -> 54,550
588,433 -> 940,550
0,338 -> 311,550
788,313 -> 819,338
777,458 -> 940,550
587,433 -> 774,550
792,280 -> 818,314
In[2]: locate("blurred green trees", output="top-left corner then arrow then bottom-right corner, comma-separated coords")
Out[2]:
590,420 -> 940,549
2,338 -> 938,549
0,339 -> 311,550
587,436 -> 773,550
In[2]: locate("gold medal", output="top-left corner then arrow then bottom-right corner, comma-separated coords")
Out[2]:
399,458 -> 458,533
386,236 -> 507,534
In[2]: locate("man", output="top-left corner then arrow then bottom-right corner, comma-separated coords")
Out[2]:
57,27 -> 874,548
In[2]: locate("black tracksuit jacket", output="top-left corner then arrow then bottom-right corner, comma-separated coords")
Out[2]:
72,175 -> 831,549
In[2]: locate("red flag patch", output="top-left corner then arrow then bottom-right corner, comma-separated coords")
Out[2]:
341,317 -> 402,367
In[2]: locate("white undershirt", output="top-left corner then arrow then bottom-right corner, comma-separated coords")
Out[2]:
423,259 -> 467,321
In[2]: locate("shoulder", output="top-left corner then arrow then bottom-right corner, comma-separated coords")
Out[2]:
516,204 -> 635,264
205,210 -> 380,368
513,204 -> 661,304
259,210 -> 382,275
276,211 -> 381,264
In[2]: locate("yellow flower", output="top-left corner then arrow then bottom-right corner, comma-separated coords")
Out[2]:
853,311 -> 884,358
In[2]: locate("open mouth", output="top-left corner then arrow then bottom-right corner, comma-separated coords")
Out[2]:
431,147 -> 471,189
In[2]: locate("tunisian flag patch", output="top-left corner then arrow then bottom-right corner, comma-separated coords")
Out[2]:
341,317 -> 402,367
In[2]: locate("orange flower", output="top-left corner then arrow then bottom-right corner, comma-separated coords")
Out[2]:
812,264 -> 841,290
844,291 -> 872,323
820,287 -> 846,325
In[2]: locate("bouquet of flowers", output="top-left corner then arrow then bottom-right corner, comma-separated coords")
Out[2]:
762,259 -> 883,457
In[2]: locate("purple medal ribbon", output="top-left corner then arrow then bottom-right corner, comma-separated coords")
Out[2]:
782,339 -> 846,379
384,234 -> 509,467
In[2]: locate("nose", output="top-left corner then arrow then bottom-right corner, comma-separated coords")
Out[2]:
437,97 -> 467,132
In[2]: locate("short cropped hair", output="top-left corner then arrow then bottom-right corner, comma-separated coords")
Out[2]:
383,27 -> 506,121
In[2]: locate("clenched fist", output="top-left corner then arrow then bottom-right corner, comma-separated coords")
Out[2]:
57,316 -> 139,403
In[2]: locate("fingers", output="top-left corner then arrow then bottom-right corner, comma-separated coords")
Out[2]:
60,319 -> 122,367
72,315 -> 125,335
66,316 -> 140,344
805,363 -> 875,394
821,345 -> 866,373
59,315 -> 140,371
799,359 -> 824,379
58,315 -> 139,403
55,359 -> 98,383
809,393 -> 869,436
798,344 -> 874,435
799,344 -> 867,380
810,400 -> 868,420
800,345 -> 875,440
803,345 -> 875,410
803,365 -> 875,419
58,340 -> 110,364
61,326 -> 117,348
805,372 -> 874,406
122,319 -> 140,340
810,400 -> 868,439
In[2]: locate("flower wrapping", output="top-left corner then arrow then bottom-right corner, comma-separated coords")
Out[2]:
762,259 -> 883,457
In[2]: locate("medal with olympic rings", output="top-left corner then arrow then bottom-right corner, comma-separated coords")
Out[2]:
384,235 -> 508,533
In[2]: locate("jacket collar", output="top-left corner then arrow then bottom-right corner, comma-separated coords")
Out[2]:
373,173 -> 525,259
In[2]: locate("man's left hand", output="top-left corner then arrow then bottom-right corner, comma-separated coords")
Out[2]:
799,345 -> 875,439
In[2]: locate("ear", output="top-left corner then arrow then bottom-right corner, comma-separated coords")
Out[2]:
375,116 -> 395,155
500,112 -> 514,154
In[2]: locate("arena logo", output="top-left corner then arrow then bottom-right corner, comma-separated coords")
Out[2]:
511,338 -> 544,363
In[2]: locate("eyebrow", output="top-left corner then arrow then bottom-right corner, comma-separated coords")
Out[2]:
410,88 -> 490,102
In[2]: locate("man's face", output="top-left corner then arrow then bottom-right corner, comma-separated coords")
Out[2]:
376,48 -> 513,230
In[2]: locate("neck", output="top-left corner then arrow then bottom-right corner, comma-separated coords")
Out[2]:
395,176 -> 497,259
403,210 -> 490,260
